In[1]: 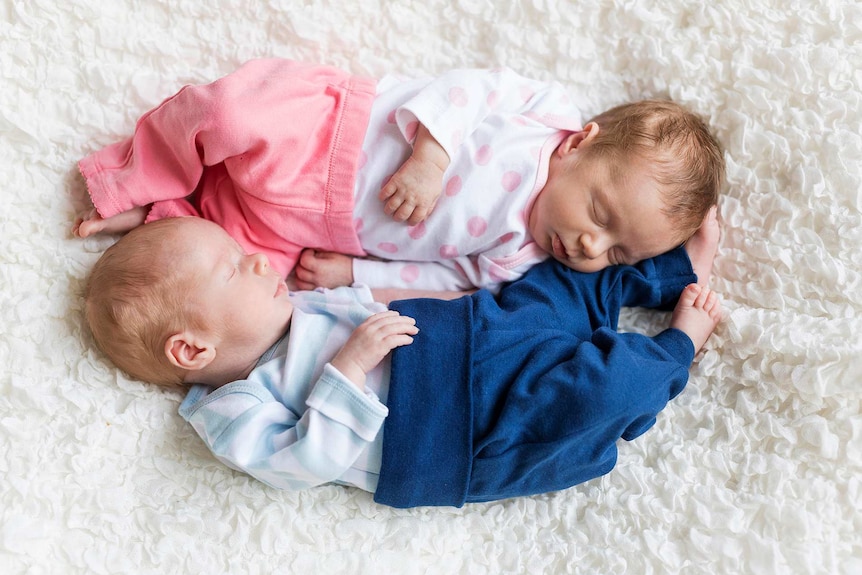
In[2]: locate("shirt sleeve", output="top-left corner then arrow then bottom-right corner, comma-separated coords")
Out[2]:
392,67 -> 581,157
79,133 -> 202,222
76,86 -> 211,219
181,362 -> 388,491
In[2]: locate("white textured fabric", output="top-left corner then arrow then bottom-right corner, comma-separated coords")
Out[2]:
1,1 -> 860,574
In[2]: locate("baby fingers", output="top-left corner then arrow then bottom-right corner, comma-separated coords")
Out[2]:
361,311 -> 419,338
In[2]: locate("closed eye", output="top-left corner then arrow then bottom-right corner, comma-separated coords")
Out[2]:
229,246 -> 246,279
591,196 -> 607,227
227,258 -> 240,280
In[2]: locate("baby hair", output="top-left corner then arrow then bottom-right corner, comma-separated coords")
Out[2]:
585,99 -> 724,242
84,218 -> 203,388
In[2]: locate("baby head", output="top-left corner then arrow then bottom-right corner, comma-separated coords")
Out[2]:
85,217 -> 293,389
85,218 -> 200,387
529,99 -> 724,272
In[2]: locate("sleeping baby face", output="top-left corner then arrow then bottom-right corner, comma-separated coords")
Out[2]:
528,129 -> 680,272
168,218 -> 295,365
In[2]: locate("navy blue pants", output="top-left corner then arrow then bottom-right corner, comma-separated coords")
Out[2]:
376,248 -> 697,508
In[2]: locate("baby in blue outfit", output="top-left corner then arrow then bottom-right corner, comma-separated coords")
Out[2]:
83,215 -> 720,508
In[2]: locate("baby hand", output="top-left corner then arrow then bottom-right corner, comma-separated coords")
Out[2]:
294,249 -> 355,290
331,311 -> 419,388
379,155 -> 444,225
72,206 -> 148,238
379,124 -> 449,225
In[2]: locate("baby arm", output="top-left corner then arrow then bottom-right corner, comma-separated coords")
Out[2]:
331,311 -> 418,390
379,124 -> 449,225
296,247 -> 511,292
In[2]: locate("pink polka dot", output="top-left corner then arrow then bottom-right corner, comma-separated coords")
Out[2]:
500,232 -> 515,243
387,109 -> 397,124
448,86 -> 468,107
400,264 -> 420,283
439,245 -> 459,258
378,242 -> 399,254
445,175 -> 462,197
501,171 -> 522,192
357,150 -> 367,170
475,145 -> 493,165
354,218 -> 364,233
511,116 -> 528,126
404,120 -> 418,142
467,216 -> 488,238
486,90 -> 499,109
408,222 -> 427,240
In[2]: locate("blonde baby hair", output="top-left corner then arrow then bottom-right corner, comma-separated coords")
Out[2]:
585,99 -> 724,243
84,218 -> 204,388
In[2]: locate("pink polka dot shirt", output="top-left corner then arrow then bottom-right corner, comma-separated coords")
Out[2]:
352,68 -> 583,292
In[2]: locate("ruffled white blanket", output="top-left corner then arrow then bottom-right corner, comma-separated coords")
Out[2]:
1,1 -> 860,573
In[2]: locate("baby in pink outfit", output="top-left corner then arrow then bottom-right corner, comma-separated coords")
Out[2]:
76,58 -> 723,293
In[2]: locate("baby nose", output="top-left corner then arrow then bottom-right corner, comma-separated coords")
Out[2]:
580,234 -> 607,259
251,253 -> 270,275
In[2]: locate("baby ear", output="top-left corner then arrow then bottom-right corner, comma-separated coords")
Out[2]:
558,122 -> 601,156
164,332 -> 216,371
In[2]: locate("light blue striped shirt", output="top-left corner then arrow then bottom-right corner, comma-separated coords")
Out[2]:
179,285 -> 391,493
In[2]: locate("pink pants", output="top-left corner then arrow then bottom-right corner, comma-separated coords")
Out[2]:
79,59 -> 375,275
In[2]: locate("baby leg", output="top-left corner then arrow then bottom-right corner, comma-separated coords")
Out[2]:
669,284 -> 722,353
684,205 -> 720,285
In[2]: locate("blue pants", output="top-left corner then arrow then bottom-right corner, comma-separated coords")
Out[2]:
376,248 -> 697,508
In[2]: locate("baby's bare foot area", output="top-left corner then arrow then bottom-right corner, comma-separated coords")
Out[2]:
684,205 -> 720,286
670,284 -> 722,353
73,219 -> 102,238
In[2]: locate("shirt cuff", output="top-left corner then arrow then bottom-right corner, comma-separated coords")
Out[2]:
306,363 -> 389,442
